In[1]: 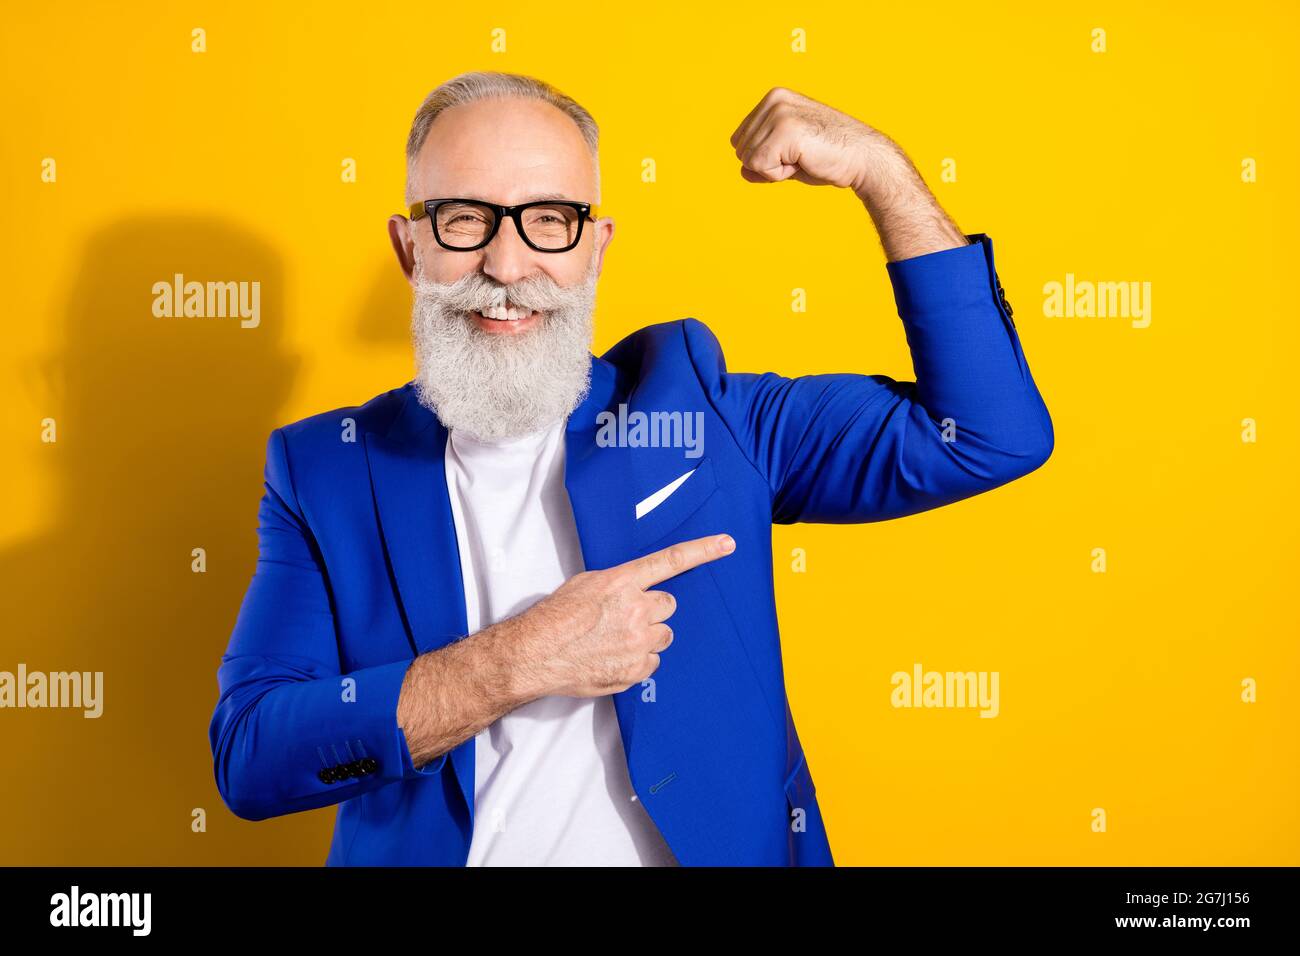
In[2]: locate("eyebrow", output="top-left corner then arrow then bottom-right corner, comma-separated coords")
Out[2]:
462,192 -> 576,203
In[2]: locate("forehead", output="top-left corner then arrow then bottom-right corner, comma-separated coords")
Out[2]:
412,97 -> 596,205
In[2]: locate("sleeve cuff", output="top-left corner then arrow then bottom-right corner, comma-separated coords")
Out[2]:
884,233 -> 1010,321
352,657 -> 450,781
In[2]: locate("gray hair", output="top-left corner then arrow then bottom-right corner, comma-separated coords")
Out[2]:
404,71 -> 601,206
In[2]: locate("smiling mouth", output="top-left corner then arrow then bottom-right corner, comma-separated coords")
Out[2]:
471,305 -> 541,323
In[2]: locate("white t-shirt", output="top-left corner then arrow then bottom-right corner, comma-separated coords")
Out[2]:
444,418 -> 678,866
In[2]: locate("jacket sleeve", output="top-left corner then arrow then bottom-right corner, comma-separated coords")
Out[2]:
208,427 -> 448,822
683,233 -> 1053,524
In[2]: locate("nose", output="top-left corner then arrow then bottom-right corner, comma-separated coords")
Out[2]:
479,213 -> 539,287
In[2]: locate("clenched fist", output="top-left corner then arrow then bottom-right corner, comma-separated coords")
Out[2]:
728,86 -> 967,261
729,86 -> 903,197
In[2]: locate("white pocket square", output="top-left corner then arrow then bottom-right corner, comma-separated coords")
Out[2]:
635,467 -> 698,519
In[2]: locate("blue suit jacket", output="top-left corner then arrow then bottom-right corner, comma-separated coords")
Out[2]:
208,234 -> 1053,866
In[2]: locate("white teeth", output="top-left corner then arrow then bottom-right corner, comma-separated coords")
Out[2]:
477,305 -> 534,322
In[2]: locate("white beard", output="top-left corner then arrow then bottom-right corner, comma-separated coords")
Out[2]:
409,250 -> 598,442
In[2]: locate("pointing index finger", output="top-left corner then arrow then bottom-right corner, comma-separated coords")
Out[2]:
623,534 -> 736,589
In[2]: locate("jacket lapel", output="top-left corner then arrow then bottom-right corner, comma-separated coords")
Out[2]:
363,386 -> 476,818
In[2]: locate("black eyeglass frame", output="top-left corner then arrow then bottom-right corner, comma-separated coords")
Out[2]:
409,198 -> 599,253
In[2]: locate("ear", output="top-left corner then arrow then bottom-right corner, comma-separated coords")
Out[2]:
387,215 -> 417,284
593,216 -> 615,278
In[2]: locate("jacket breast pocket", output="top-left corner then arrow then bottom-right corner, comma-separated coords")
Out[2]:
632,456 -> 719,549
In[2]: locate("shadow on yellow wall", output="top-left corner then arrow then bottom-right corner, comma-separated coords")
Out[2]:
0,216 -> 348,863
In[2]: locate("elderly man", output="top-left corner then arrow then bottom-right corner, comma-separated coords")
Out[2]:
209,71 -> 1053,866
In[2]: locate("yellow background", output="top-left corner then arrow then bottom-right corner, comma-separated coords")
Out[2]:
1,1 -> 1296,865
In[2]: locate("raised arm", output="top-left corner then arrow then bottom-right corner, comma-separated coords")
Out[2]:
707,87 -> 1053,523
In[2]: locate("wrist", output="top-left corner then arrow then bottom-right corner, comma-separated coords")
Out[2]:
854,144 -> 967,261
489,612 -> 551,705
851,136 -> 914,209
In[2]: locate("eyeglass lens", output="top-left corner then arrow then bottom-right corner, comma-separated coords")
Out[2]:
435,202 -> 582,250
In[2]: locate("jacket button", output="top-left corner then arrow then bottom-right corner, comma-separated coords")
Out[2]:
994,276 -> 1014,318
318,768 -> 336,784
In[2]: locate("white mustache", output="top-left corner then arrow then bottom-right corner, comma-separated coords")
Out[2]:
412,266 -> 585,318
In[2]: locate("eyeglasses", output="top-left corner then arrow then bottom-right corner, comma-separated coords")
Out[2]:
409,198 -> 598,253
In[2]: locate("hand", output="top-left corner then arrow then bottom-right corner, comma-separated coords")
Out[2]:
731,86 -> 966,261
729,86 -> 902,197
514,533 -> 737,698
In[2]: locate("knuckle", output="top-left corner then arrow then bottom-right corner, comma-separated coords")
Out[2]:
619,584 -> 644,611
